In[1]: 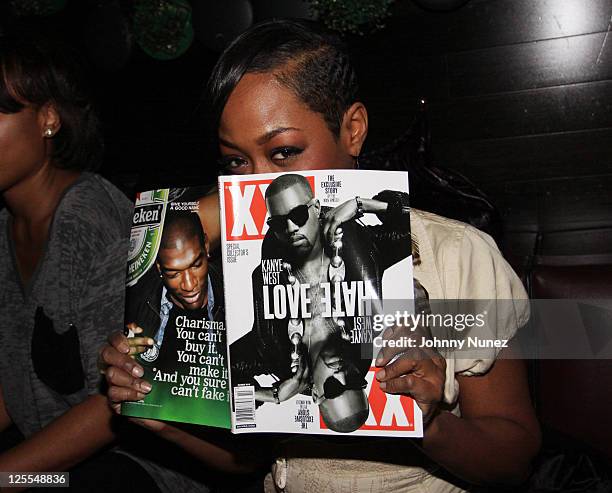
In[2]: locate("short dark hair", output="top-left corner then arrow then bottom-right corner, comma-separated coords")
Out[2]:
160,211 -> 207,251
207,19 -> 359,138
0,32 -> 103,171
265,174 -> 314,202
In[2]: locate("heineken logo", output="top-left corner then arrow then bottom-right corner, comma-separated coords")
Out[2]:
126,189 -> 169,287
140,344 -> 160,363
133,204 -> 164,227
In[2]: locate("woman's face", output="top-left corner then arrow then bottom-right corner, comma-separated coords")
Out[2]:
218,72 -> 366,175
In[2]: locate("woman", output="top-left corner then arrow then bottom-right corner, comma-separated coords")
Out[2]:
102,19 -> 541,491
0,33 -> 210,492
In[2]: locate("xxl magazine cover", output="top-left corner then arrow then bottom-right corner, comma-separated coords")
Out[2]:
121,187 -> 231,428
220,170 -> 424,436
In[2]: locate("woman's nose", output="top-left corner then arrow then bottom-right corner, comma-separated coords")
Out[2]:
252,161 -> 278,174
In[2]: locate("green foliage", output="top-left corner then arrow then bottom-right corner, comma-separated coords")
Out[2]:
133,0 -> 194,60
309,0 -> 396,34
8,0 -> 66,17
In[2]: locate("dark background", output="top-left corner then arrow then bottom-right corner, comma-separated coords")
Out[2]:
357,0 -> 612,265
2,0 -> 612,262
3,0 -> 612,471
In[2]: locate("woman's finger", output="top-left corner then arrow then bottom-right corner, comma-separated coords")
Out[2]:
381,372 -> 444,410
374,325 -> 419,366
101,344 -> 144,377
105,366 -> 151,394
376,356 -> 418,382
109,330 -> 130,354
108,385 -> 147,404
375,344 -> 423,368
128,336 -> 154,348
380,372 -> 436,400
129,345 -> 150,356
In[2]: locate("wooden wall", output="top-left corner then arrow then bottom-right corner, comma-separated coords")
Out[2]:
351,0 -> 612,261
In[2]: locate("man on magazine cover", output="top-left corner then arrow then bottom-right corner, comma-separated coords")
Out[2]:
126,210 -> 224,368
231,174 -> 411,432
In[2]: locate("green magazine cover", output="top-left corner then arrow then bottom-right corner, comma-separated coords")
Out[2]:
121,187 -> 230,428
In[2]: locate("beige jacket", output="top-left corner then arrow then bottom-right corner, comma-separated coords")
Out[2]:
266,209 -> 530,493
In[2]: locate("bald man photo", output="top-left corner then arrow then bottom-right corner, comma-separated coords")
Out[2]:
125,210 -> 224,369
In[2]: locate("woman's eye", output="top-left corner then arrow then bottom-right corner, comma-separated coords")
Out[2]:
271,147 -> 303,161
219,155 -> 249,171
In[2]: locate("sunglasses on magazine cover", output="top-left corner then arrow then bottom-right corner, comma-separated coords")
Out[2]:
266,200 -> 315,232
323,374 -> 368,400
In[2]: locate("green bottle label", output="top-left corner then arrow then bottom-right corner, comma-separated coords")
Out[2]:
126,189 -> 169,286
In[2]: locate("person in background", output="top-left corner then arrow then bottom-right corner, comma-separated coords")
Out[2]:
101,19 -> 541,492
0,32 -> 230,493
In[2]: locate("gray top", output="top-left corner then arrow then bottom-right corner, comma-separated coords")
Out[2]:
0,172 -> 208,493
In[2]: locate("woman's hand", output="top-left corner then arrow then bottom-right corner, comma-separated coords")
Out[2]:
98,330 -> 152,412
98,330 -> 170,432
124,322 -> 155,355
374,324 -> 446,426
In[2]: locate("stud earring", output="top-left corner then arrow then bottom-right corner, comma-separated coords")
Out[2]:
44,128 -> 54,137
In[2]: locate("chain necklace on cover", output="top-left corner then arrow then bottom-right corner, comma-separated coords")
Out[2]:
282,227 -> 348,373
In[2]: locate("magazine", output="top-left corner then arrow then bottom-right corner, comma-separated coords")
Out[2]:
121,187 -> 231,428
121,171 -> 422,437
220,170 -> 423,436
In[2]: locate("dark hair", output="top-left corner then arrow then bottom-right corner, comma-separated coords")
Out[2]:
207,19 -> 359,138
0,33 -> 103,171
265,173 -> 313,201
161,211 -> 207,251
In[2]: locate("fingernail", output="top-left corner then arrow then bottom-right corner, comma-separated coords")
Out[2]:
141,381 -> 152,393
136,392 -> 146,400
376,368 -> 385,380
119,343 -> 129,354
132,365 -> 144,378
378,381 -> 387,390
375,356 -> 384,366
147,338 -> 155,346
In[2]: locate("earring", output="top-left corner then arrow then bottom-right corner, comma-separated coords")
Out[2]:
44,128 -> 54,137
354,156 -> 360,169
